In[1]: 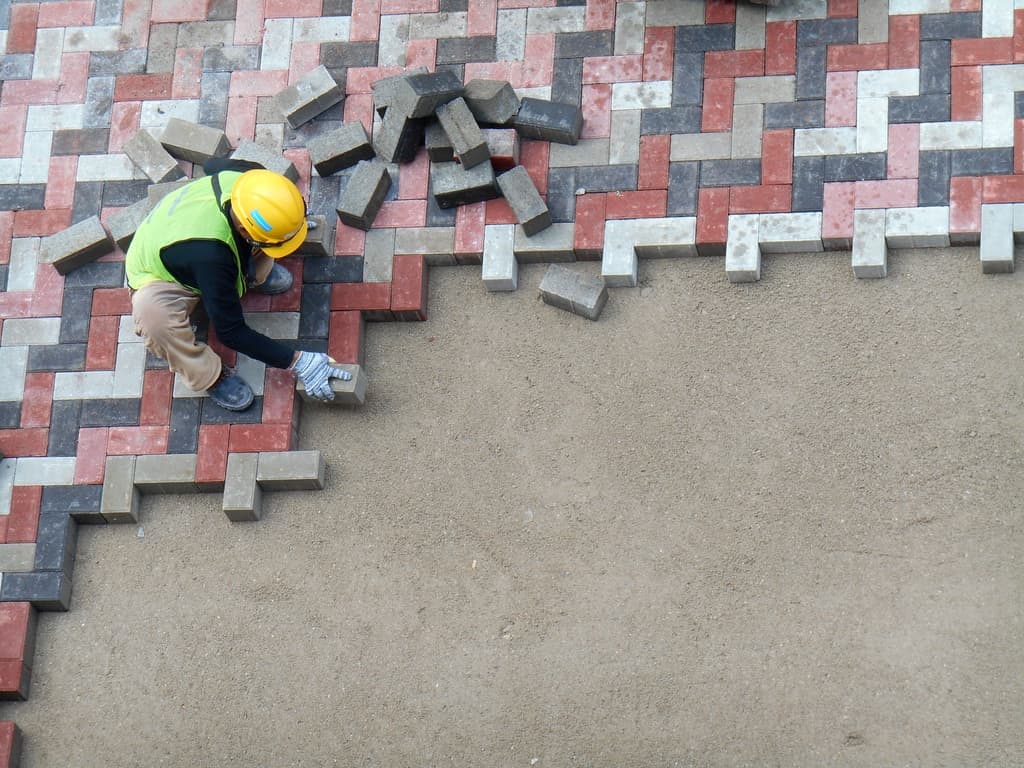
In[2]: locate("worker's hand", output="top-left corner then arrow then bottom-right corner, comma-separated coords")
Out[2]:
291,351 -> 352,401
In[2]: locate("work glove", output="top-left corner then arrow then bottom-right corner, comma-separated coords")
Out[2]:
291,351 -> 352,401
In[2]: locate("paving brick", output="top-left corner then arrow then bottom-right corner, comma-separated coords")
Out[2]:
99,454 -> 138,523
920,11 -> 982,39
336,160 -> 392,231
253,450 -> 326,491
41,483 -> 103,522
496,165 -> 550,236
431,159 -> 500,208
822,152 -> 887,182
575,163 -> 637,193
950,148 -> 1014,178
725,213 -> 761,282
308,122 -> 374,177
514,97 -> 584,144
327,310 -> 365,365
132,453 -> 198,494
0,571 -> 72,611
34,512 -> 78,575
700,159 -> 762,188
123,129 -> 186,185
888,94 -> 951,124
230,140 -> 299,182
639,105 -> 702,136
390,253 -> 428,321
462,78 -> 520,125
295,362 -> 366,406
0,543 -> 37,574
436,97 -> 489,168
222,452 -> 260,521
537,263 -> 607,320
107,197 -> 154,251
374,108 -> 427,164
981,203 -> 1015,272
481,224 -> 517,291
39,216 -> 113,276
758,211 -> 823,252
795,44 -> 826,100
507,222 -> 573,264
275,65 -> 344,129
852,208 -> 888,278
884,205 -> 950,249
763,100 -> 824,129
159,117 -> 231,164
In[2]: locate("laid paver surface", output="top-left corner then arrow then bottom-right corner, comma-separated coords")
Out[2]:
1,0 -> 1023,762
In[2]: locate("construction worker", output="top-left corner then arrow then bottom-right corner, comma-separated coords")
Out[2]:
126,159 -> 350,411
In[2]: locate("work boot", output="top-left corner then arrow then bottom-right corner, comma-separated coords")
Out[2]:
207,367 -> 255,411
252,262 -> 293,295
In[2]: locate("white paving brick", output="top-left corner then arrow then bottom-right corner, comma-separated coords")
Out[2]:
110,342 -> 147,398
983,0 -> 1015,37
602,220 -> 640,287
885,206 -> 950,248
14,457 -> 76,487
119,315 -> 143,344
514,85 -> 551,101
139,100 -> 201,129
793,127 -> 858,156
495,8 -> 526,61
0,347 -> 29,402
62,25 -> 121,51
981,64 -> 1024,94
482,225 -> 518,291
53,370 -> 114,400
733,76 -> 795,104
982,92 -> 1015,147
670,131 -> 733,161
857,68 -> 919,98
726,215 -> 761,283
173,376 -> 209,397
526,6 -> 585,34
611,80 -> 672,110
632,217 -> 698,258
26,103 -> 85,132
1,318 -> 61,347
609,110 -> 641,165
919,121 -> 984,150
32,28 -> 64,79
293,16 -> 350,43
735,2 -> 767,50
1012,202 -> 1024,243
981,204 -> 1016,273
852,209 -> 888,278
856,97 -> 889,153
243,312 -> 300,339
0,159 -> 20,184
77,154 -> 146,182
378,14 -> 409,68
19,131 -> 52,184
758,212 -> 824,253
614,1 -> 646,55
767,0 -> 827,20
0,460 -> 15,517
410,11 -> 468,39
260,19 -> 293,70
6,239 -> 40,293
731,103 -> 763,159
888,0 -> 949,13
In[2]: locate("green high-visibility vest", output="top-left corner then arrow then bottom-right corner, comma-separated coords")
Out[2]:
126,172 -> 246,296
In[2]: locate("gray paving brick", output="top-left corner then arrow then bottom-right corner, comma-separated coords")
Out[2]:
726,214 -> 761,283
308,122 -> 374,177
700,159 -> 761,187
40,216 -> 114,276
147,179 -> 189,206
100,455 -> 140,524
199,72 -> 231,128
323,0 -> 353,13
392,70 -> 464,119
0,544 -> 38,573
576,164 -> 637,193
160,117 -> 231,164
640,105 -> 702,135
463,79 -> 520,126
437,97 -> 489,168
431,160 -> 500,208
296,364 -> 366,405
202,45 -> 258,72
133,454 -> 198,494
920,40 -> 951,95
424,120 -> 454,162
918,150 -> 952,207
58,289 -> 92,344
52,128 -> 111,156
295,214 -> 336,258
276,65 -> 344,129
83,74 -> 115,129
425,189 -> 458,228
34,513 -> 78,576
362,228 -> 395,282
513,222 -> 574,263
497,166 -> 551,236
823,153 -> 887,182
791,156 -> 825,212
146,23 -> 178,73
102,180 -> 150,208
207,0 -> 236,19
676,23 -> 735,52
1,572 -> 73,612
88,49 -> 147,76
857,0 -> 889,43
223,452 -> 261,522
1,54 -> 33,80
71,181 -> 105,224
336,160 -> 392,231
371,66 -> 430,117
920,11 -> 982,39
797,17 -> 857,45
482,224 -> 518,291
373,109 -> 426,164
440,0 -> 467,9
108,197 -> 155,251
256,450 -> 325,491
514,97 -> 583,145
539,264 -> 607,320
124,130 -> 187,184
437,35 -> 496,65
62,261 -> 124,289
764,100 -> 824,130
231,140 -> 299,181
1015,92 -> 1024,120
795,44 -> 826,101
177,20 -> 234,48
950,148 -> 1014,178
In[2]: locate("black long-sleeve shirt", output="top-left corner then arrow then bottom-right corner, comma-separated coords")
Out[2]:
158,159 -> 295,370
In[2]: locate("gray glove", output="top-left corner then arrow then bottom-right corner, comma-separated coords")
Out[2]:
291,351 -> 352,401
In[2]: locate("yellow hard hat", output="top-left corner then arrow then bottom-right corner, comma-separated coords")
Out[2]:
229,169 -> 308,258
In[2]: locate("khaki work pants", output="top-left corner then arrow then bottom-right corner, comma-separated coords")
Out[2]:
131,253 -> 274,392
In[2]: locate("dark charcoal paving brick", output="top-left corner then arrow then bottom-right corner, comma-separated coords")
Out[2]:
796,44 -> 826,101
672,52 -> 704,106
676,24 -> 734,53
102,179 -> 150,207
950,148 -> 1014,177
437,36 -> 496,65
71,181 -> 105,224
700,158 -> 761,187
1,53 -> 33,80
88,49 -> 147,76
792,156 -> 825,212
167,396 -> 202,454
641,106 -> 702,135
1016,92 -> 1024,119
551,57 -> 583,107
888,94 -> 950,124
80,398 -> 140,427
146,351 -> 169,369
0,572 -> 72,611
199,72 -> 231,128
667,162 -> 699,216
298,338 -> 328,353
556,0 -> 587,5
63,262 -> 125,289
41,484 -> 103,516
323,0 -> 353,13
207,0 -> 237,20
553,30 -> 613,59
29,344 -> 87,372
52,128 -> 111,156
321,41 -> 379,69
797,18 -> 857,45
309,174 -> 343,213
60,289 -> 94,344
302,255 -> 364,283
47,400 -> 81,457
920,11 -> 981,39
547,167 -> 577,223
286,118 -> 345,151
824,153 -> 888,182
0,184 -> 45,210
920,40 -> 951,95
918,150 -> 951,207
201,395 -> 264,424
299,283 -> 332,339
576,164 -> 638,193
425,187 -> 457,227
83,75 -> 114,129
0,264 -> 7,291
34,512 -> 78,575
764,100 -> 824,129
0,402 -> 21,429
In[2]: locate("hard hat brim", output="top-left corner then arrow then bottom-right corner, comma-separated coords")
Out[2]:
260,218 -> 308,259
